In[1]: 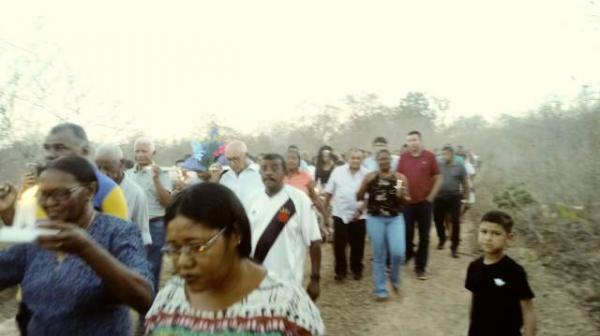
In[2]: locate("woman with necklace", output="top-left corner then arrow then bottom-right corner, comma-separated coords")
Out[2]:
0,156 -> 153,335
357,149 -> 411,301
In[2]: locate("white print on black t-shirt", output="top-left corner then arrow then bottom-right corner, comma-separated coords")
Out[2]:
494,278 -> 506,286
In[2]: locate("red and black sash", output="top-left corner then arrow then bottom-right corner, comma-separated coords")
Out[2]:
253,198 -> 296,264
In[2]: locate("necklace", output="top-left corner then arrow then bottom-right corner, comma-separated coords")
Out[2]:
83,211 -> 97,231
56,211 -> 97,263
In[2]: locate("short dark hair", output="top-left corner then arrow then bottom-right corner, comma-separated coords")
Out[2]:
286,149 -> 301,162
287,145 -> 299,151
50,123 -> 89,146
372,137 -> 388,145
376,149 -> 391,158
45,156 -> 98,185
442,145 -> 454,154
407,130 -> 422,138
481,210 -> 514,233
164,183 -> 252,258
261,153 -> 287,172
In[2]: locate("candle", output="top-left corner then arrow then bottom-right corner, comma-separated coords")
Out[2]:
13,187 -> 38,229
395,179 -> 403,191
0,186 -> 59,243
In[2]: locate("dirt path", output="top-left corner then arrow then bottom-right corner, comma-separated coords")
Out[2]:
316,232 -> 471,336
317,218 -> 599,336
1,218 -> 597,335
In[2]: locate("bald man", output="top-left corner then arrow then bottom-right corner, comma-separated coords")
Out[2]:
95,143 -> 152,246
219,140 -> 264,209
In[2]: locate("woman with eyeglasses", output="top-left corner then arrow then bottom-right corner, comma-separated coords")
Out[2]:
145,183 -> 325,335
0,156 -> 153,335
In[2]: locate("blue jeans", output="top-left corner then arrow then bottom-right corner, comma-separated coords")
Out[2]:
366,215 -> 406,298
147,218 -> 165,293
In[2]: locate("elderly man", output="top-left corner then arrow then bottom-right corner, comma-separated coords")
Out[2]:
95,143 -> 152,246
219,140 -> 264,209
246,153 -> 322,301
126,137 -> 172,292
18,123 -> 130,219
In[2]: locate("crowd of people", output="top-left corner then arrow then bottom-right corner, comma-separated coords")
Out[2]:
0,122 -> 537,335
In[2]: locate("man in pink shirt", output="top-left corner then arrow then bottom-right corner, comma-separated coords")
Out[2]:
397,131 -> 443,280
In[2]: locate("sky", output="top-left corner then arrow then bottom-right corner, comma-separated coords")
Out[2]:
0,0 -> 599,142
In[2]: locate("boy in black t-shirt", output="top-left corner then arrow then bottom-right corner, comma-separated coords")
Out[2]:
465,210 -> 537,336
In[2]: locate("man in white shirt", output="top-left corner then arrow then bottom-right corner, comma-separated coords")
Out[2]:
246,153 -> 322,301
94,143 -> 152,246
219,140 -> 264,210
363,136 -> 399,172
324,148 -> 368,281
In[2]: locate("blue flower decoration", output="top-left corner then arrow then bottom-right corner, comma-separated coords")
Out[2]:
191,141 -> 206,161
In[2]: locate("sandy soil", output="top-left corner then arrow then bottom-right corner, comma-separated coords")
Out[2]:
1,217 -> 598,335
317,218 -> 598,335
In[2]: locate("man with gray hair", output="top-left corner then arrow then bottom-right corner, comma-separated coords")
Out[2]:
219,140 -> 264,209
126,137 -> 173,293
324,148 -> 368,281
95,143 -> 152,246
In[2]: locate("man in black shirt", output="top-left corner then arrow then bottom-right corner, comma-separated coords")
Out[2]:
465,210 -> 537,336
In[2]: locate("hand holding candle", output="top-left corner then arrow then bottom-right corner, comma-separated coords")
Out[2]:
395,178 -> 403,191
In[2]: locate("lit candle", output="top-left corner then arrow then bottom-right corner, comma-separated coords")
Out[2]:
396,179 -> 403,191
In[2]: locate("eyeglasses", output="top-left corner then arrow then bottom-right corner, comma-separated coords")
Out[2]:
36,184 -> 83,203
161,227 -> 227,256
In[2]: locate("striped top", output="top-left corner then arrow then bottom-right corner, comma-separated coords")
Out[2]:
145,274 -> 325,336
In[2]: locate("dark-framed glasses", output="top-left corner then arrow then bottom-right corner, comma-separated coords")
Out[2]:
162,227 -> 227,256
36,184 -> 83,203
